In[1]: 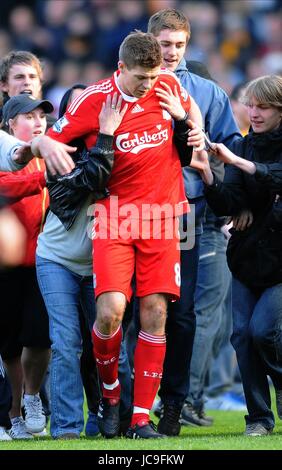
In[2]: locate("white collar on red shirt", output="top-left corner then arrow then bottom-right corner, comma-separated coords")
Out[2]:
114,71 -> 138,103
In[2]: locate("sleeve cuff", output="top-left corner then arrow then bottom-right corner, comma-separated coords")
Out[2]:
8,147 -> 27,170
204,173 -> 221,191
94,133 -> 114,152
174,118 -> 189,134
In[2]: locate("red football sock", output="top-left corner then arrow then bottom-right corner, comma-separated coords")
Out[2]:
131,330 -> 166,427
92,323 -> 122,400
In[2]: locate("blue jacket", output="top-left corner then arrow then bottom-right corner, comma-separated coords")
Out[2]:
175,58 -> 241,199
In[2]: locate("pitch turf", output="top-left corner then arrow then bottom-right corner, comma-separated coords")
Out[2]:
1,409 -> 281,450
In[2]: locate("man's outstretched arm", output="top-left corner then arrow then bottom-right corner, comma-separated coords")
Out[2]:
12,135 -> 76,175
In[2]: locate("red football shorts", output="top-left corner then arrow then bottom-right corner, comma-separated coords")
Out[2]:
92,216 -> 181,301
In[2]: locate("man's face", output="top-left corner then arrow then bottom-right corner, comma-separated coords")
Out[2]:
1,63 -> 42,98
155,30 -> 187,72
247,97 -> 281,134
118,62 -> 161,99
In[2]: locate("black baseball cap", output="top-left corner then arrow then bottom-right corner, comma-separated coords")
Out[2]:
3,94 -> 54,126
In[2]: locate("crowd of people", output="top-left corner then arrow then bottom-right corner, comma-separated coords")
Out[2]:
0,1 -> 281,113
0,5 -> 281,442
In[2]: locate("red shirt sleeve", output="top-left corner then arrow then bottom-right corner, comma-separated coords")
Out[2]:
47,86 -> 101,146
0,170 -> 46,201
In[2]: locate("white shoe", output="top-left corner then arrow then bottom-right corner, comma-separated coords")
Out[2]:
32,427 -> 48,437
8,417 -> 34,440
23,393 -> 46,433
0,426 -> 12,441
205,393 -> 246,411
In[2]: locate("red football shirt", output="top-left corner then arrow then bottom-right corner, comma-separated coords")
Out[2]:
48,69 -> 191,219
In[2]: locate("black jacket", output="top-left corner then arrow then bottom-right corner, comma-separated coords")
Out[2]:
47,120 -> 192,230
204,125 -> 282,289
47,133 -> 114,230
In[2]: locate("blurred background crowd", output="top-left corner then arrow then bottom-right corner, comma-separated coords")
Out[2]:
1,0 -> 281,115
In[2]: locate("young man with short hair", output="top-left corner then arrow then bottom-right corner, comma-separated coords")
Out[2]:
0,49 -> 56,134
148,8 -> 241,435
47,31 -> 204,439
0,50 -> 43,102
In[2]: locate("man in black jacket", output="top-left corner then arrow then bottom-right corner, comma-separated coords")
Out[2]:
193,74 -> 282,437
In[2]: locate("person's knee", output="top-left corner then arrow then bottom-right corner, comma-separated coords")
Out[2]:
21,347 -> 50,367
96,293 -> 126,333
51,341 -> 82,361
140,295 -> 167,333
50,325 -> 82,357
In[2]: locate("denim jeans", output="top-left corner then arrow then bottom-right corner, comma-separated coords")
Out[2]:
207,281 -> 244,398
207,290 -> 237,396
36,256 -> 131,438
231,278 -> 282,429
188,214 -> 232,408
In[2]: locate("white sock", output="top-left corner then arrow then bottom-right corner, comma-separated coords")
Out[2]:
24,393 -> 39,401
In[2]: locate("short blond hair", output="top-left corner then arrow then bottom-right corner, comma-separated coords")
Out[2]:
241,75 -> 282,110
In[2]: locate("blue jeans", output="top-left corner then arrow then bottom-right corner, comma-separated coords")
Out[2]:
207,291 -> 237,396
36,256 -> 131,438
231,278 -> 282,429
188,213 -> 232,408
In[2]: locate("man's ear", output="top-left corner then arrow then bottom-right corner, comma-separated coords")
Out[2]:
8,118 -> 14,133
0,81 -> 8,92
118,61 -> 125,73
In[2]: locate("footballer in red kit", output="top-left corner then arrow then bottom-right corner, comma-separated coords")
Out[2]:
48,68 -> 192,299
48,32 -> 204,439
48,68 -> 190,217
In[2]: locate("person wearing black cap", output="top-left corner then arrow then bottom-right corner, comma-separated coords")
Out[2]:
2,94 -> 54,131
0,94 -> 55,439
